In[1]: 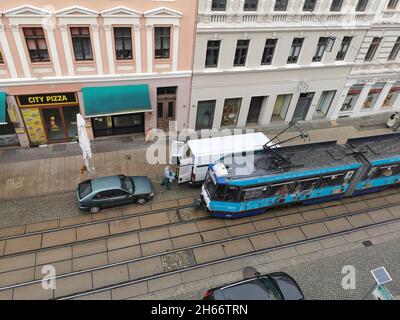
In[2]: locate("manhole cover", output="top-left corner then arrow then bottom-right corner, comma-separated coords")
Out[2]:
363,240 -> 373,247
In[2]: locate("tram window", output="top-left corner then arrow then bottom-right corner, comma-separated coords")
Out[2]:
293,178 -> 320,193
225,186 -> 239,202
243,187 -> 263,200
366,165 -> 400,180
321,174 -> 345,187
213,185 -> 226,201
267,183 -> 294,197
205,173 -> 217,197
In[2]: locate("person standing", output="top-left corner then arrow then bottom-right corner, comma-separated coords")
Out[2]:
161,165 -> 175,190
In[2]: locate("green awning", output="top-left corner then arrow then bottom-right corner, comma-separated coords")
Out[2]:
0,92 -> 6,125
82,84 -> 152,117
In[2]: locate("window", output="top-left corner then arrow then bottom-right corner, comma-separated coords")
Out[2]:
362,83 -> 385,110
154,27 -> 170,59
261,39 -> 277,65
244,0 -> 259,11
287,38 -> 304,64
221,98 -> 242,126
341,84 -> 364,112
94,191 -> 109,200
234,40 -> 250,66
205,40 -> 221,68
212,0 -> 227,11
313,37 -> 328,62
387,0 -> 398,9
314,90 -> 336,118
293,178 -> 320,194
0,50 -> 3,64
107,189 -> 129,198
242,187 -> 264,200
388,37 -> 400,61
225,186 -> 240,202
213,184 -> 226,201
267,183 -> 294,196
114,27 -> 132,60
336,36 -> 352,60
196,100 -> 216,130
157,86 -> 177,95
366,165 -> 400,180
303,0 -> 317,11
364,37 -> 381,61
356,0 -> 368,11
271,94 -> 292,122
382,82 -> 400,108
274,0 -> 288,11
71,27 -> 93,61
330,0 -> 343,11
23,27 -> 49,62
78,181 -> 92,199
321,174 -> 345,187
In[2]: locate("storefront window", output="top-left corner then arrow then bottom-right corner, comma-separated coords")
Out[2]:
64,105 -> 79,141
221,98 -> 242,127
91,113 -> 144,137
341,84 -> 364,112
314,90 -> 336,118
196,100 -> 216,130
382,82 -> 400,109
362,83 -> 385,110
271,94 -> 292,122
42,108 -> 66,141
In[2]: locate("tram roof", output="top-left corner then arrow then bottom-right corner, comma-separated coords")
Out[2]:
218,141 -> 362,185
346,133 -> 400,165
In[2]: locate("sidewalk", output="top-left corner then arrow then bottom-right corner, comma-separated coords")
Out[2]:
0,113 -> 396,201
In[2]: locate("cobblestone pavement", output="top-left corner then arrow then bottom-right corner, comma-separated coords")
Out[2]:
141,234 -> 400,300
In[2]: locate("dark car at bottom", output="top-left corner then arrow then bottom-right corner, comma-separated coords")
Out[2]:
77,174 -> 154,213
203,272 -> 304,300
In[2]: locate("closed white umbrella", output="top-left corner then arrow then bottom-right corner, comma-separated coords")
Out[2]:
77,113 -> 95,174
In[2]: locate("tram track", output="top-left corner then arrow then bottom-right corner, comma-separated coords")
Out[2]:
0,185 -> 399,253
0,189 -> 400,299
0,187 -> 399,266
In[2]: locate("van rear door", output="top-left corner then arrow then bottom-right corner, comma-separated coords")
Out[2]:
177,158 -> 193,183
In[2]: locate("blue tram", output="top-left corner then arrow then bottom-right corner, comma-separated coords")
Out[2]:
198,133 -> 400,218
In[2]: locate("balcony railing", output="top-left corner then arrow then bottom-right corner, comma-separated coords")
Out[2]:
199,12 -> 375,26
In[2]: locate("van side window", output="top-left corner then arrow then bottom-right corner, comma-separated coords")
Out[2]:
321,174 -> 345,187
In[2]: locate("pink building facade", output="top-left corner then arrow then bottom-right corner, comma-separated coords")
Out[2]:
0,1 -> 196,147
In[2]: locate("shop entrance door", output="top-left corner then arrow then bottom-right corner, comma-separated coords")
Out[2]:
42,108 -> 67,143
292,92 -> 315,121
157,99 -> 176,131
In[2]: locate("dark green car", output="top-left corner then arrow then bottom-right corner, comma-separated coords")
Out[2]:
77,174 -> 154,213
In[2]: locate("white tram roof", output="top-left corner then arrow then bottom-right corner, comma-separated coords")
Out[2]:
187,132 -> 273,159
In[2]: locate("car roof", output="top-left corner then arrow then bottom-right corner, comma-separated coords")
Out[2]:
213,277 -> 281,300
91,175 -> 122,192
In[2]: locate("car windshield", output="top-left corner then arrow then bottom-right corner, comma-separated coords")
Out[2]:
78,181 -> 92,199
214,278 -> 282,300
121,176 -> 134,193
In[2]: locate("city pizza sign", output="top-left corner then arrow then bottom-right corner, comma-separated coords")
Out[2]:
18,92 -> 78,107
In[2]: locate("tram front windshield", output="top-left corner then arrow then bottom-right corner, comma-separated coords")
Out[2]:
204,172 -> 217,198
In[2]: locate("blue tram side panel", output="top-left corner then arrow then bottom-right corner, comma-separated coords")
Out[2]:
200,133 -> 400,218
346,133 -> 400,195
201,141 -> 363,218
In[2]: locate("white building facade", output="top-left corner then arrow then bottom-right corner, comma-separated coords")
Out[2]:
189,0 -> 386,131
334,0 -> 400,119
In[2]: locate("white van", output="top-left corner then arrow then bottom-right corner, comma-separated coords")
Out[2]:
170,132 -> 273,185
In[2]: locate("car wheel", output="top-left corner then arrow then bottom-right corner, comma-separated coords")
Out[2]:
137,198 -> 146,205
89,207 -> 100,214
